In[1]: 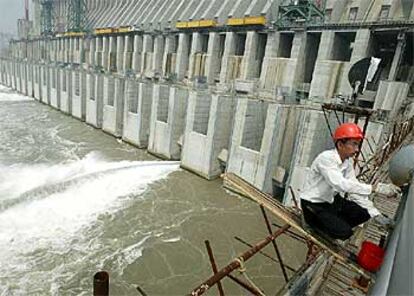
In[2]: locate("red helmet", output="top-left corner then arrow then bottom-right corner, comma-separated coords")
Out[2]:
333,123 -> 364,141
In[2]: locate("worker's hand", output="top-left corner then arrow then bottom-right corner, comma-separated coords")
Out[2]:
373,183 -> 401,197
373,214 -> 395,228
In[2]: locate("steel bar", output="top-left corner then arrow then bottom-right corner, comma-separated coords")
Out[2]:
322,107 -> 334,139
136,286 -> 148,296
189,224 -> 290,296
234,236 -> 296,272
260,205 -> 289,282
227,274 -> 263,296
288,186 -> 299,209
204,240 -> 225,296
333,109 -> 342,125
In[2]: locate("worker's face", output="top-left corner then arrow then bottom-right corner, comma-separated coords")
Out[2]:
337,139 -> 361,159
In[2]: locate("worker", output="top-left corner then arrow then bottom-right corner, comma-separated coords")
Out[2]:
300,123 -> 401,241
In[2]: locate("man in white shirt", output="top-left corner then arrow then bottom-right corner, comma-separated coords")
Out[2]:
300,123 -> 400,240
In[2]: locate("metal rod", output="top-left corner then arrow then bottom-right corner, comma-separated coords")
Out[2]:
234,236 -> 296,272
93,271 -> 109,296
333,109 -> 342,125
227,274 -> 263,296
322,107 -> 334,139
259,205 -> 289,283
204,240 -> 225,296
189,224 -> 290,296
136,286 -> 148,296
288,186 -> 299,209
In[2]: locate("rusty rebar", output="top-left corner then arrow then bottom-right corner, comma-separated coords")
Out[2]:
234,236 -> 296,272
260,205 -> 289,283
204,240 -> 225,296
189,224 -> 290,296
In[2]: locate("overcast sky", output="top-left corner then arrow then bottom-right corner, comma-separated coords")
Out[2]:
0,0 -> 26,35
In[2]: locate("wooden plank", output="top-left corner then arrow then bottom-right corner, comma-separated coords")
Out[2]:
222,173 -> 372,278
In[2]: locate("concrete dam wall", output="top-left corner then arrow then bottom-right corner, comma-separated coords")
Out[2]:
3,0 -> 414,204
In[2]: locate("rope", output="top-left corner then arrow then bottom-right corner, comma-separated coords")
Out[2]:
235,257 -> 266,296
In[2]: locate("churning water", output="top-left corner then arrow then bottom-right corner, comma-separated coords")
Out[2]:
0,86 -> 304,295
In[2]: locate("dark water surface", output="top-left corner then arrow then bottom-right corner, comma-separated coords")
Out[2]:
0,86 -> 305,295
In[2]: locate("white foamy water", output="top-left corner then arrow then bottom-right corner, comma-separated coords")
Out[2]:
0,85 -> 33,102
0,154 -> 179,294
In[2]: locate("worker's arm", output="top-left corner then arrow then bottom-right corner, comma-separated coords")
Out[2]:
316,156 -> 372,195
346,165 -> 381,217
348,193 -> 381,217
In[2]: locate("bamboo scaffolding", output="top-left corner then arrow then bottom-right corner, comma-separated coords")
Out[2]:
222,172 -> 372,278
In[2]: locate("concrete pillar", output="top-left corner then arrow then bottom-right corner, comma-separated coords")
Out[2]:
50,67 -> 60,109
60,69 -> 72,114
37,40 -> 41,61
388,33 -> 405,80
162,35 -> 177,77
339,29 -> 372,95
102,36 -> 110,71
205,32 -> 220,84
188,33 -> 203,79
132,34 -> 143,74
70,38 -> 75,63
148,85 -> 188,159
34,40 -> 38,61
95,37 -> 102,68
123,35 -> 133,72
116,35 -> 125,73
141,34 -> 153,75
153,35 -> 165,77
309,31 -> 344,101
79,37 -> 85,64
227,99 -> 302,195
86,72 -> 104,128
122,80 -> 153,148
317,31 -> 335,60
48,40 -> 53,61
52,40 -> 57,62
27,42 -> 32,61
63,38 -> 68,63
219,32 -> 236,84
240,31 -> 258,80
89,37 -> 96,67
259,32 -> 280,88
71,70 -> 86,120
181,92 -> 236,179
282,32 -> 308,91
350,29 -> 372,64
176,33 -> 190,81
103,76 -> 125,137
57,39 -> 62,62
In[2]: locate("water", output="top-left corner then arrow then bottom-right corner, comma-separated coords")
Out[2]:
0,86 -> 305,295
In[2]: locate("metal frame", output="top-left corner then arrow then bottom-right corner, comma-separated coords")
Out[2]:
67,0 -> 87,32
276,0 -> 326,28
40,0 -> 54,35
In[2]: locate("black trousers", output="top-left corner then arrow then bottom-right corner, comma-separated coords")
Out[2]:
301,195 -> 371,240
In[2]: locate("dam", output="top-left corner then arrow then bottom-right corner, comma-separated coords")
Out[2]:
1,0 -> 414,294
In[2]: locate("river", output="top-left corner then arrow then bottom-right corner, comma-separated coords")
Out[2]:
0,85 -> 305,295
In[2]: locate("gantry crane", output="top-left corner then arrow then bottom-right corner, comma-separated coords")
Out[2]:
276,0 -> 326,27
40,0 -> 54,35
67,0 -> 87,32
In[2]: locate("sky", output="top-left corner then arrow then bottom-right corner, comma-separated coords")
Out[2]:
0,0 -> 26,35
